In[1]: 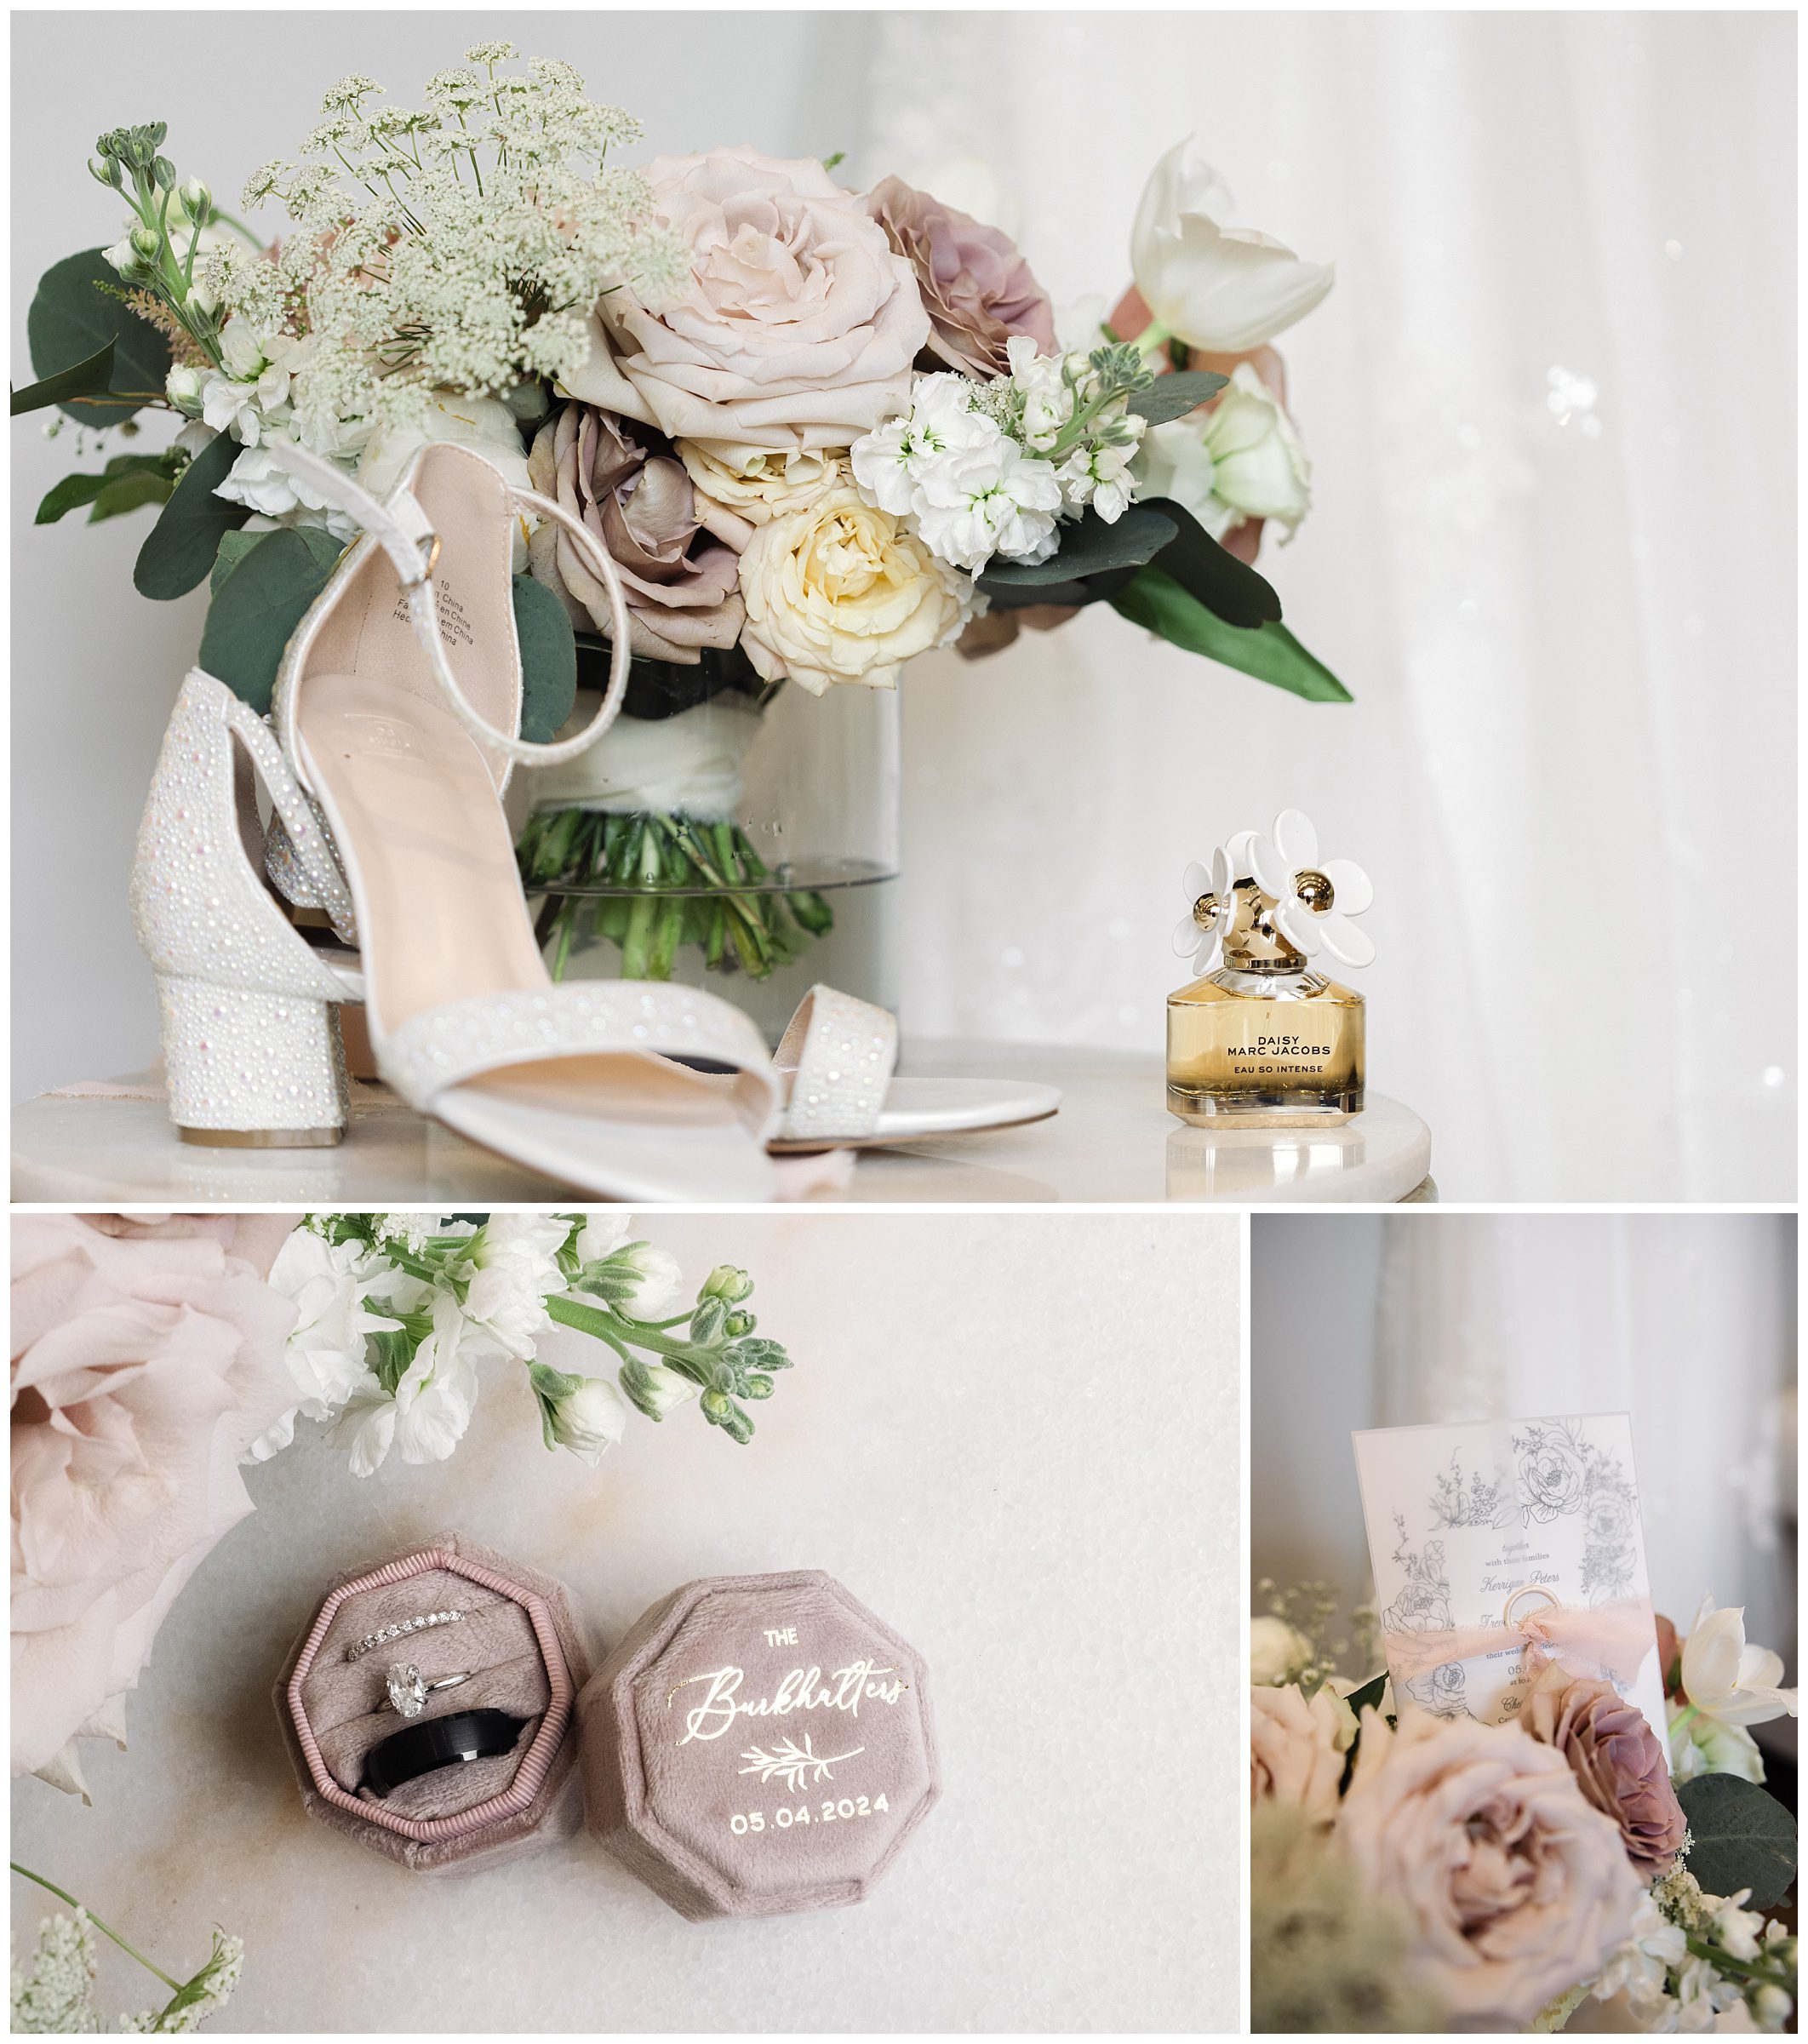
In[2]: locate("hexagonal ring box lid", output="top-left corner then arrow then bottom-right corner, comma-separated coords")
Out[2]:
579,1570 -> 940,1920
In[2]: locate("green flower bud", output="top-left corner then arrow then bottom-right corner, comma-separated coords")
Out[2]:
700,1264 -> 753,1304
129,224 -> 161,261
179,176 -> 210,220
700,1389 -> 731,1423
724,1309 -> 755,1338
744,1375 -> 774,1400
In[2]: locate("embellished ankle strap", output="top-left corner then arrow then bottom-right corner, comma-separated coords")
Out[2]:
262,438 -> 632,770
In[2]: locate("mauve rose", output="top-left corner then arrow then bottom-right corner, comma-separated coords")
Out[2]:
11,1215 -> 300,1797
527,404 -> 745,664
863,175 -> 1056,379
565,146 -> 929,453
1251,1683 -> 1355,1824
1337,1708 -> 1642,2029
1523,1658 -> 1687,1877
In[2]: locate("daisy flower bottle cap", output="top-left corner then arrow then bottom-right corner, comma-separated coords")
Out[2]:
1167,810 -> 1371,1126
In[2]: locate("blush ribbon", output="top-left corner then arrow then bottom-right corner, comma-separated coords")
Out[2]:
1381,1596 -> 1658,1689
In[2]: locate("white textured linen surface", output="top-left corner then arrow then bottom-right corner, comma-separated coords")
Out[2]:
10,13 -> 1794,1199
9,1211 -> 1241,2032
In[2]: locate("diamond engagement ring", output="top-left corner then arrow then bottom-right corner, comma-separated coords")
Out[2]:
382,1661 -> 474,1719
346,1608 -> 466,1661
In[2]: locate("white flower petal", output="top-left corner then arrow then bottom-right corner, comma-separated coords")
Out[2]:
1272,896 -> 1323,956
1248,833 -> 1294,902
1273,809 -> 1319,870
1317,910 -> 1376,970
1319,857 -> 1373,917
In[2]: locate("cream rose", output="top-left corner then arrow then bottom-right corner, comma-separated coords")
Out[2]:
564,146 -> 930,453
1336,1709 -> 1643,2029
11,1216 -> 300,1797
1250,1613 -> 1314,1685
736,486 -> 974,696
1251,1683 -> 1354,1823
677,441 -> 846,532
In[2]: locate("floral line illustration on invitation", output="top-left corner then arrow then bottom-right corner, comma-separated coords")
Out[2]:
1428,1446 -> 1513,1531
1512,1418 -> 1640,1606
1381,1520 -> 1478,1720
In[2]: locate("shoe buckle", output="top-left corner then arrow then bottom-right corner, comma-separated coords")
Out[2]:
401,530 -> 442,590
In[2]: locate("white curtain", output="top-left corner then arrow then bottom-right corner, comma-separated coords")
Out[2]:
1374,1212 -> 1796,1663
860,11 -> 1795,1200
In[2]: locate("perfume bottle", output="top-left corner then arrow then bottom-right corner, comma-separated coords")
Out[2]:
1165,811 -> 1374,1127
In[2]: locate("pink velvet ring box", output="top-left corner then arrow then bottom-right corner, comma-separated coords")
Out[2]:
577,1569 -> 941,1921
273,1534 -> 591,1875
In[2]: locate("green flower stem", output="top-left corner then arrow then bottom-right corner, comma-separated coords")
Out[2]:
518,806 -> 832,985
1135,314 -> 1173,359
546,1292 -> 697,1366
10,1864 -> 180,1991
1681,1937 -> 1792,1988
1668,1703 -> 1701,1741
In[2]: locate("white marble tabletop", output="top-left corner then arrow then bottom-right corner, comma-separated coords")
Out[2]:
9,1212 -> 1240,2033
13,1041 -> 1432,1205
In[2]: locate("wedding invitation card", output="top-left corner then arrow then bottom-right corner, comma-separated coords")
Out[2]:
1352,1411 -> 1668,1741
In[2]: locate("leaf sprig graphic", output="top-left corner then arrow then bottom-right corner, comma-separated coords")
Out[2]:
737,1734 -> 864,1792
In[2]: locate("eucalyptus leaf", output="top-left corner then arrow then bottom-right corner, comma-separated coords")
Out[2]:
1140,494 -> 1282,627
978,502 -> 1177,591
197,527 -> 337,711
37,451 -> 180,525
10,339 -> 117,417
89,467 -> 177,521
514,573 -> 579,741
1674,1773 -> 1797,1909
26,249 -> 173,425
134,430 -> 251,599
1128,369 -> 1229,425
1112,565 -> 1353,702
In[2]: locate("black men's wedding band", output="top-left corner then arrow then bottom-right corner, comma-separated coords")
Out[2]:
362,1709 -> 527,1799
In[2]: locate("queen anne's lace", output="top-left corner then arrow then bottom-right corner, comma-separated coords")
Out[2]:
192,43 -> 679,452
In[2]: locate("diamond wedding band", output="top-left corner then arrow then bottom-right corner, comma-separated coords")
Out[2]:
346,1608 -> 466,1661
383,1661 -> 474,1719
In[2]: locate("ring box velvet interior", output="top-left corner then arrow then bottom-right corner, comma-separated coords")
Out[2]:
577,1570 -> 940,1920
274,1533 -> 591,1875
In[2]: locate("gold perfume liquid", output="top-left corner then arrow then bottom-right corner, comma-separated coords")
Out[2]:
1165,968 -> 1365,1126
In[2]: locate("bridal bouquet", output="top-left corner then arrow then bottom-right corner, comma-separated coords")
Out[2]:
19,43 -> 1344,987
1249,1588 -> 1799,2034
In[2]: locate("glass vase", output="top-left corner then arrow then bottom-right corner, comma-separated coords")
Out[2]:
516,659 -> 899,1045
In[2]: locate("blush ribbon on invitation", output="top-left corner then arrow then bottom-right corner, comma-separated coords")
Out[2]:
1380,1596 -> 1658,1690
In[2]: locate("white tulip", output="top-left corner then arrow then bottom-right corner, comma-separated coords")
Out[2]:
1130,138 -> 1333,354
1250,1614 -> 1313,1685
1668,1703 -> 1765,1783
1680,1599 -> 1799,1728
1139,362 -> 1313,541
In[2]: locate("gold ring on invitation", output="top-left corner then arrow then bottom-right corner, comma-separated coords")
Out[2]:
1503,1584 -> 1560,1628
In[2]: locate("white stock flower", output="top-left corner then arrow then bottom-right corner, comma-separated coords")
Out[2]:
574,1211 -> 633,1264
1593,1891 -> 1689,2019
543,1375 -> 629,1467
608,1242 -> 682,1319
1004,336 -> 1073,453
213,442 -> 358,535
627,1360 -> 701,1417
850,373 -> 998,517
164,364 -> 204,411
913,434 -> 1063,573
1057,440 -> 1136,523
200,370 -> 265,445
249,1229 -> 397,1460
461,1213 -> 569,1359
1250,1614 -> 1313,1685
1131,138 -> 1334,353
1681,1600 -> 1799,1728
1139,361 -> 1313,541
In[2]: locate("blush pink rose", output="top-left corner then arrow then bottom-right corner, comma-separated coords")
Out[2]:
1251,1683 -> 1354,1823
1336,1708 -> 1642,2029
862,175 -> 1056,379
568,146 -> 930,453
11,1215 -> 299,1795
527,404 -> 746,663
1523,1657 -> 1687,1877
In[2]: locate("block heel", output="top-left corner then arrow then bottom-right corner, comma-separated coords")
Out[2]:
156,975 -> 348,1147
